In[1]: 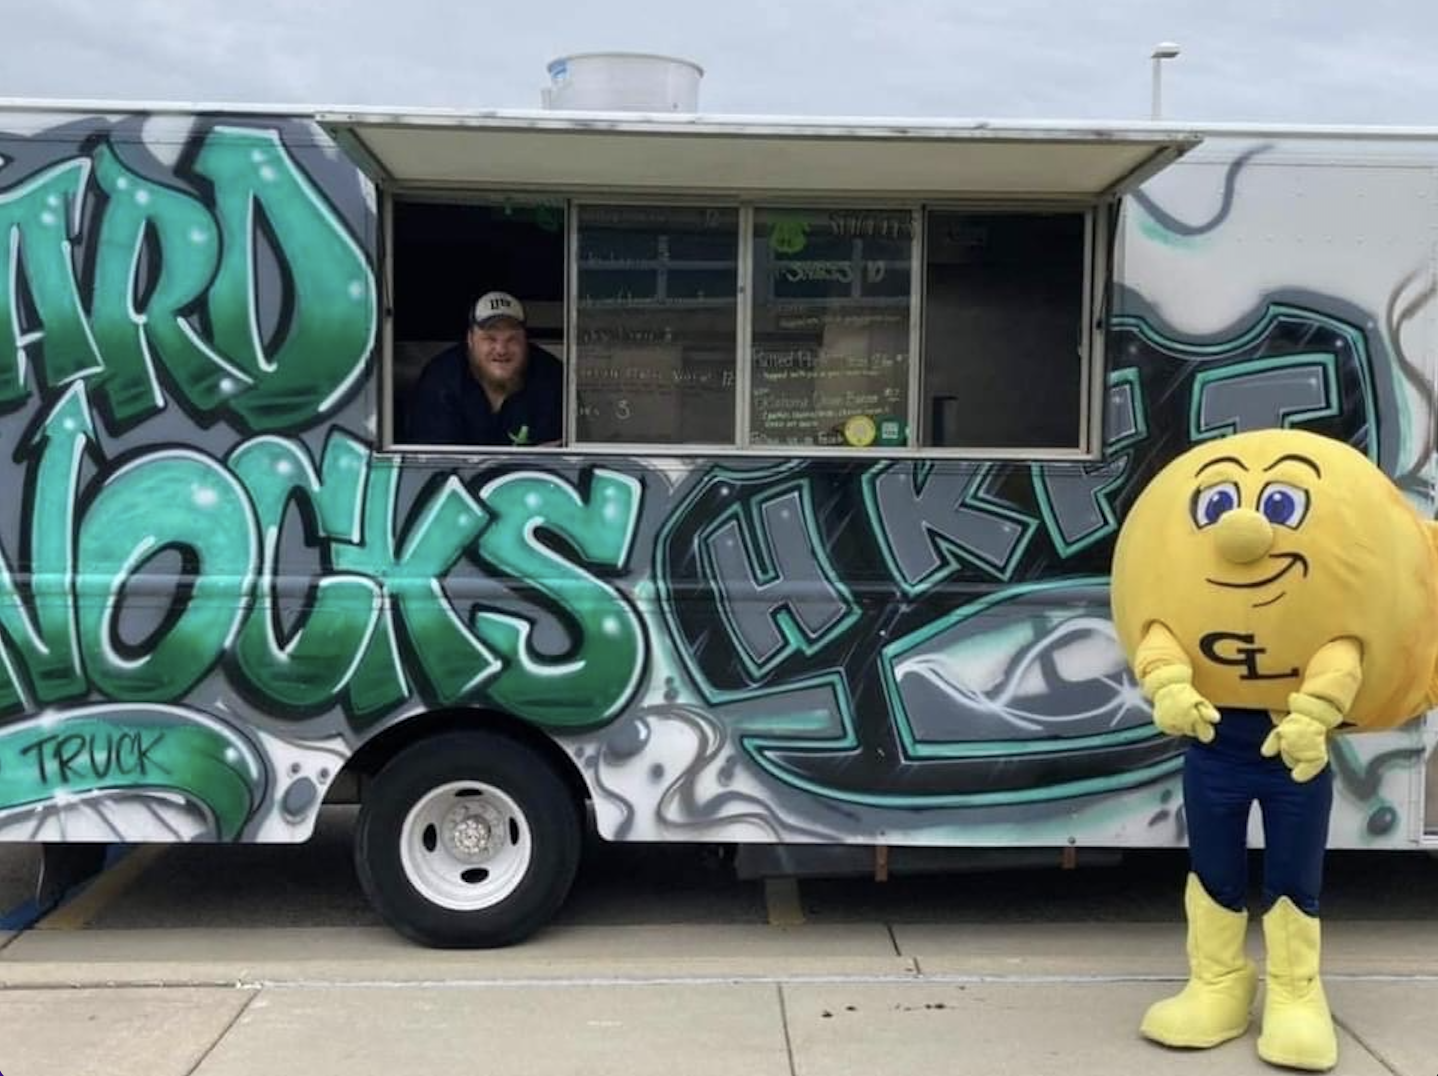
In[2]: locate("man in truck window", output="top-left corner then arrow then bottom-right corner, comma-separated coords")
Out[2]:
406,291 -> 564,447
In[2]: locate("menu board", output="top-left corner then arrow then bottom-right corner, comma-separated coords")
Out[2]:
748,210 -> 914,447
762,211 -> 913,303
572,205 -> 739,444
575,342 -> 735,444
749,320 -> 910,448
577,205 -> 738,306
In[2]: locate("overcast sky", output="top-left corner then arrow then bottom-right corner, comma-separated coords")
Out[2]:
5,0 -> 1436,126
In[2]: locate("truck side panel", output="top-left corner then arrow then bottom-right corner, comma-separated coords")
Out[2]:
0,114 -> 1428,851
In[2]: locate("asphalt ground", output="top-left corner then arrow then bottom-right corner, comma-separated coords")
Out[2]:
3,806 -> 1437,936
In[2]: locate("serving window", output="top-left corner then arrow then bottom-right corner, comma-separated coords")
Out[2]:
749,208 -> 914,449
386,195 -> 1103,457
388,195 -> 566,445
921,210 -> 1088,450
573,204 -> 738,444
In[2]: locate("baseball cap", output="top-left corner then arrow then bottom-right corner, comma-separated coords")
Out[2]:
471,291 -> 526,327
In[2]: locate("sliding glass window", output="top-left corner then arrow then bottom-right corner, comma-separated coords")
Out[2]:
749,208 -> 914,449
574,204 -> 739,444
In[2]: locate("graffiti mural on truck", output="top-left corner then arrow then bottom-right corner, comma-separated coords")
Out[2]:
0,116 -> 1423,845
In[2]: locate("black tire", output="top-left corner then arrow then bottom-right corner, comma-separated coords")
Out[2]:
354,731 -> 582,948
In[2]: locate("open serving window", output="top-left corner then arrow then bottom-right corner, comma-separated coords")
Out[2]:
319,110 -> 1199,456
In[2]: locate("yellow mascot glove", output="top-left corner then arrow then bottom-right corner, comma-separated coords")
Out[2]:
1261,692 -> 1343,783
1142,665 -> 1220,743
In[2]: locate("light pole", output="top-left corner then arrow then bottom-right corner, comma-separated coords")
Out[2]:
1150,42 -> 1181,120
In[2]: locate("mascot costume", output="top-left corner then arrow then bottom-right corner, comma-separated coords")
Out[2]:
1110,427 -> 1438,1071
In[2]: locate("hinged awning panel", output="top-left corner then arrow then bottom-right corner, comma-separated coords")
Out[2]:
318,110 -> 1201,199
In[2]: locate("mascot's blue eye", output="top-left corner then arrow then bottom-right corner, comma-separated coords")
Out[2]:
1264,491 -> 1294,522
1258,482 -> 1309,528
1193,482 -> 1240,528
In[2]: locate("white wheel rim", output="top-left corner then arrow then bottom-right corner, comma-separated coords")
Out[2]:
398,780 -> 533,911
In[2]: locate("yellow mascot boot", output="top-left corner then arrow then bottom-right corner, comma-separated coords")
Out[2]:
1140,873 -> 1257,1048
1258,897 -> 1337,1071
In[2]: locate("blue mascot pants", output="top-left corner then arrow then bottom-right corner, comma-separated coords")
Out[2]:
1183,707 -> 1333,916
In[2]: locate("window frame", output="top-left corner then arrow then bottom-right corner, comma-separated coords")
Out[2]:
914,200 -> 1103,455
380,187 -> 570,451
381,183 -> 1114,461
568,196 -> 745,451
379,184 -> 396,450
744,201 -> 920,453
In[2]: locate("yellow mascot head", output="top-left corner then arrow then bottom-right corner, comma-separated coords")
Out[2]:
1111,428 -> 1438,730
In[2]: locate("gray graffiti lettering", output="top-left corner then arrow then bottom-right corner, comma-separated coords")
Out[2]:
1195,362 -> 1333,435
1107,378 -> 1141,444
1032,378 -> 1141,552
1035,459 -> 1129,550
868,463 -> 1030,588
704,489 -> 851,671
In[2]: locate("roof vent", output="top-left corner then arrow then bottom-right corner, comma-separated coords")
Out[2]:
541,52 -> 703,112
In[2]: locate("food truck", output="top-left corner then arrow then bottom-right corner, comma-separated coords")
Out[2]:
0,54 -> 1434,946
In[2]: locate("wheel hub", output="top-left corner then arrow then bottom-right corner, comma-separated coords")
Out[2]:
394,777 -> 539,914
443,803 -> 500,861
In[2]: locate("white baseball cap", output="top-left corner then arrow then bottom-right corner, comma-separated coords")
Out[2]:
471,291 -> 526,327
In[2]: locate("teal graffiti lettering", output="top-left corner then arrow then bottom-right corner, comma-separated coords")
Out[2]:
195,127 -> 375,430
1,392 -> 650,729
0,709 -> 260,839
0,383 -> 91,710
89,142 -> 250,426
77,452 -> 259,700
0,159 -> 104,401
472,470 -> 644,728
228,432 -> 381,711
331,458 -> 498,719
0,127 -> 374,432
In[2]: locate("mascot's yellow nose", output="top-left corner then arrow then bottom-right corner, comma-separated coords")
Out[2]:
1212,508 -> 1274,564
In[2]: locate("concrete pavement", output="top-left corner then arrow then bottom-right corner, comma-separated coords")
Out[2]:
2,919 -> 1436,1075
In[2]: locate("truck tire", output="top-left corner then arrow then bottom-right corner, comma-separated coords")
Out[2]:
354,731 -> 582,948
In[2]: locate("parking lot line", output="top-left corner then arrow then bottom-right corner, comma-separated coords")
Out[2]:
34,845 -> 168,931
0,896 -> 46,934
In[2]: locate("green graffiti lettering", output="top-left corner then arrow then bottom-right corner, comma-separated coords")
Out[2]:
194,127 -> 375,430
0,159 -> 104,400
90,143 -> 252,426
1,387 -> 656,729
472,470 -> 644,728
77,453 -> 258,699
228,433 -> 381,710
0,708 -> 260,839
0,127 -> 373,432
332,458 -> 497,719
0,384 -> 91,711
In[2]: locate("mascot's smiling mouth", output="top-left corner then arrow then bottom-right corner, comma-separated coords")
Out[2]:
1205,551 -> 1310,591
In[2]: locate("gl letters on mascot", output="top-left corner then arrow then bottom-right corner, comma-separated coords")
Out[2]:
1110,427 -> 1438,1072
